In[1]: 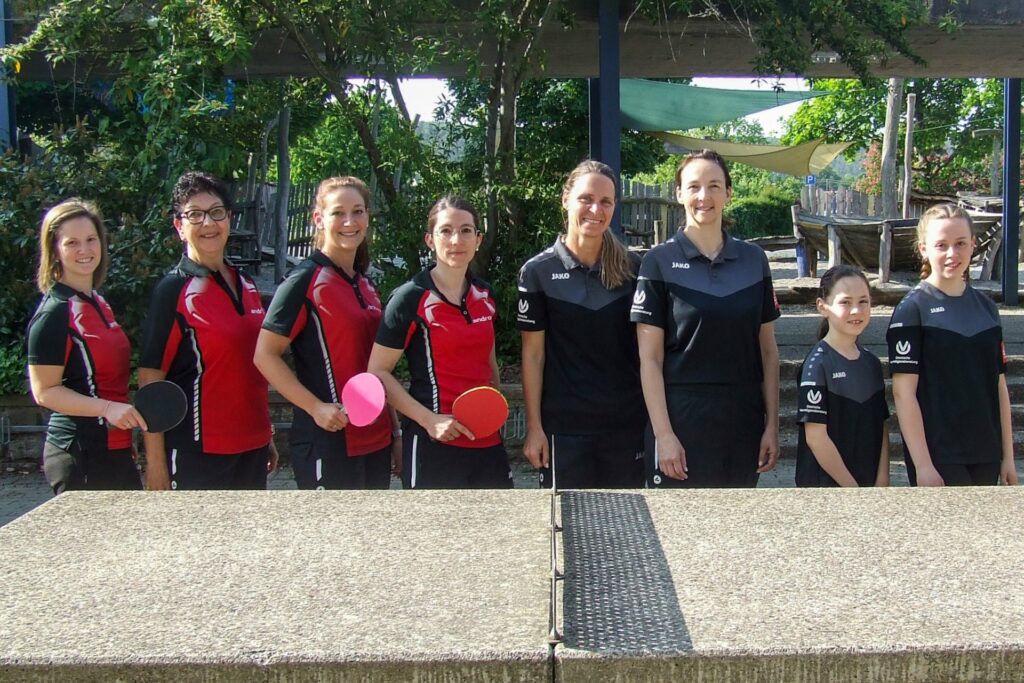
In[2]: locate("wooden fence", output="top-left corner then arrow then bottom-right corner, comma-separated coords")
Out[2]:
620,178 -> 682,247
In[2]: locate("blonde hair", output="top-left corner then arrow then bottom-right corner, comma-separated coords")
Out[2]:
562,160 -> 636,289
917,203 -> 973,282
36,199 -> 109,293
313,176 -> 372,273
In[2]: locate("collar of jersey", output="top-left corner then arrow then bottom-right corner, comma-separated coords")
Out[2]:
176,254 -> 238,278
311,250 -> 360,284
415,265 -> 475,306
672,229 -> 739,263
552,236 -> 599,274
49,281 -> 94,302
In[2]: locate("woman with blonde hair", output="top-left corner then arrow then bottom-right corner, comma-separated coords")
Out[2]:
27,199 -> 145,493
517,159 -> 645,489
255,176 -> 399,489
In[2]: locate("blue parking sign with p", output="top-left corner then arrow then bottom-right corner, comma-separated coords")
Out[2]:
806,175 -> 816,185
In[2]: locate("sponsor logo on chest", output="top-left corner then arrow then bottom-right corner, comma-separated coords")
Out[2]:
930,306 -> 945,314
551,272 -> 570,280
671,261 -> 691,269
832,371 -> 846,379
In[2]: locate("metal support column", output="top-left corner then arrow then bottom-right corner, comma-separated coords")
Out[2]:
1002,78 -> 1020,305
588,0 -> 622,235
1,0 -> 15,150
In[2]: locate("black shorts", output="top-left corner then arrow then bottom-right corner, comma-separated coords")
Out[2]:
290,427 -> 391,490
905,458 -> 1002,486
42,440 -> 142,495
401,422 -> 512,490
167,445 -> 270,490
539,430 -> 644,490
645,384 -> 765,489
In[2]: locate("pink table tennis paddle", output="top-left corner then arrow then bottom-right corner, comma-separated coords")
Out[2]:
452,386 -> 508,439
341,373 -> 386,427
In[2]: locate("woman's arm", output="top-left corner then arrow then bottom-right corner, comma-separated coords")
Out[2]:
520,330 -> 549,469
637,323 -> 686,480
138,367 -> 170,490
253,329 -> 348,432
757,322 -> 780,473
998,375 -> 1017,485
875,423 -> 891,487
368,343 -> 473,442
803,423 -> 858,487
28,364 -> 146,431
891,373 -> 943,486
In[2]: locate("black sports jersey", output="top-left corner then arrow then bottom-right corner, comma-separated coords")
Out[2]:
796,341 -> 888,487
262,252 -> 391,456
376,267 -> 501,449
26,284 -> 132,452
516,238 -> 645,434
629,229 -> 780,385
140,256 -> 271,455
887,281 -> 1006,465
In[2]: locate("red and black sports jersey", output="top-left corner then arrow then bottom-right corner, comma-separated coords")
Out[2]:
262,251 -> 391,456
375,267 -> 500,449
629,230 -> 780,386
27,284 -> 132,452
140,256 -> 271,455
517,237 -> 645,435
796,341 -> 889,487
887,281 -> 1005,465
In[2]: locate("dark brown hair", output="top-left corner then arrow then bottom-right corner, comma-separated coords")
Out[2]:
561,159 -> 636,289
171,171 -> 233,214
675,149 -> 733,191
313,176 -> 372,273
37,199 -> 110,292
816,264 -> 870,340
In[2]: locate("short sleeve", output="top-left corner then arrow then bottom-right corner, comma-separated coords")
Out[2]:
375,282 -> 420,350
630,251 -> 667,327
516,262 -> 548,332
263,265 -> 312,340
886,297 -> 922,375
797,357 -> 829,424
760,251 -> 782,323
26,299 -> 69,366
140,274 -> 186,372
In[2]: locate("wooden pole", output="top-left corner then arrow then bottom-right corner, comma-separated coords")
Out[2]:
273,106 -> 291,284
880,78 -> 904,219
902,93 -> 916,218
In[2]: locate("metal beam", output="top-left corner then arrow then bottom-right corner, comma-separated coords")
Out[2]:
1002,78 -> 1020,305
589,0 -> 622,235
1,0 -> 14,150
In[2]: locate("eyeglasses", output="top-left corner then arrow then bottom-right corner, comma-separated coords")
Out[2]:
178,207 -> 229,224
434,226 -> 479,240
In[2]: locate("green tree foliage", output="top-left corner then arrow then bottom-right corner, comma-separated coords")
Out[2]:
783,78 -> 1004,194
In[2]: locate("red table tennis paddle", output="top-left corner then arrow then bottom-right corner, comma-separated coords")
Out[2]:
133,380 -> 187,433
452,386 -> 508,439
341,373 -> 387,427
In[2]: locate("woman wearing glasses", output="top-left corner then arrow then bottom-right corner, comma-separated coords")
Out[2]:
368,195 -> 511,489
139,171 -> 277,490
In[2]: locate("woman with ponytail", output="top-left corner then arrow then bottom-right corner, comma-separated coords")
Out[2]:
517,160 -> 645,489
796,265 -> 889,487
887,203 -> 1016,486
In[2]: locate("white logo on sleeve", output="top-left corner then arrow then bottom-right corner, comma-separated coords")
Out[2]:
518,300 -> 529,314
896,341 -> 911,355
633,290 -> 647,305
806,389 -> 823,405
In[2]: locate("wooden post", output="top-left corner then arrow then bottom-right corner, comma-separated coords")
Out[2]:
273,106 -> 291,284
879,220 -> 893,283
827,224 -> 842,268
880,78 -> 904,219
902,93 -> 916,218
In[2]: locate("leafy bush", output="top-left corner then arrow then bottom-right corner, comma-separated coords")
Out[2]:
725,188 -> 797,239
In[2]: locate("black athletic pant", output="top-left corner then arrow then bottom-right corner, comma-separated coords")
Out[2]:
401,422 -> 512,489
539,430 -> 644,490
645,383 -> 765,489
43,440 -> 142,495
166,444 -> 270,490
290,432 -> 391,490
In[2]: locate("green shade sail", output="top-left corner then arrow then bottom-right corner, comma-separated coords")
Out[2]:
620,79 -> 825,131
652,131 -> 852,177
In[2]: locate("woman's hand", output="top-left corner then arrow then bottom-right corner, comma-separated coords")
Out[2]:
655,432 -> 687,481
756,425 -> 779,473
424,413 -> 475,442
104,401 -> 148,432
144,451 -> 171,490
522,424 -> 550,469
915,463 -> 945,487
310,401 -> 349,432
1000,458 -> 1018,486
390,436 -> 403,477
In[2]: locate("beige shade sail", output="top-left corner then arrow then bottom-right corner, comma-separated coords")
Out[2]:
652,132 -> 852,177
